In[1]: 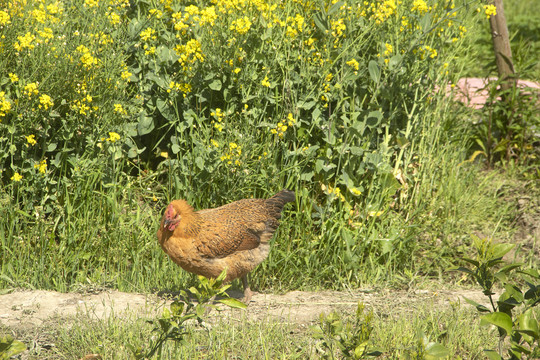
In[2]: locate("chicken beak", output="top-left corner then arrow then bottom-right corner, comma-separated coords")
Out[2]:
164,215 -> 180,231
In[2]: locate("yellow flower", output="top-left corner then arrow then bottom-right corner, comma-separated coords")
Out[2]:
24,83 -> 39,98
0,10 -> 10,26
39,94 -> 54,110
11,172 -> 22,182
121,70 -> 132,80
261,76 -> 270,87
34,159 -> 47,174
160,151 -> 168,158
384,43 -> 393,56
230,16 -> 252,35
330,19 -> 346,37
113,103 -> 127,115
175,39 -> 204,67
148,8 -> 163,19
14,32 -> 36,51
8,73 -> 18,83
108,11 -> 121,25
0,91 -> 11,117
484,4 -> 497,19
287,113 -> 296,126
350,187 -> 362,196
411,0 -> 428,13
346,59 -> 359,71
200,6 -> 217,26
106,132 -> 121,143
140,27 -> 157,42
84,0 -> 98,7
26,134 -> 37,146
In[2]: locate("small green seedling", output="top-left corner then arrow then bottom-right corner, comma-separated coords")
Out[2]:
128,270 -> 246,359
311,302 -> 382,359
452,235 -> 540,359
0,335 -> 26,360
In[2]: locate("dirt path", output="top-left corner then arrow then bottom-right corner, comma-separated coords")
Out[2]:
0,287 -> 492,331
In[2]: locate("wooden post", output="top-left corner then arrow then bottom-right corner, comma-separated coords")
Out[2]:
488,0 -> 516,94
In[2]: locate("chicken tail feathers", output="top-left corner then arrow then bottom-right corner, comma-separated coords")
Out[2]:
266,189 -> 295,216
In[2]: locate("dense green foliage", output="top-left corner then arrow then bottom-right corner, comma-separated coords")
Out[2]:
0,0 -> 537,293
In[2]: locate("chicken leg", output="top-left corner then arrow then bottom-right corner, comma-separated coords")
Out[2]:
241,275 -> 254,303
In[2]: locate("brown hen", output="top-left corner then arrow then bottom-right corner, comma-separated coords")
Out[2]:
157,190 -> 295,303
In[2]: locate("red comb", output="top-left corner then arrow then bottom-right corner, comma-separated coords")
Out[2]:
166,204 -> 175,219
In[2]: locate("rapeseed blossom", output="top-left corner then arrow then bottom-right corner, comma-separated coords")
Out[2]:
34,159 -> 47,174
107,132 -> 121,143
39,94 -> 54,110
175,39 -> 204,68
113,103 -> 128,115
26,135 -> 37,146
14,32 -> 36,51
346,59 -> 359,71
0,10 -> 10,25
220,142 -> 242,165
230,16 -> 252,34
24,83 -> 39,98
77,45 -> 99,69
11,172 -> 22,182
140,27 -> 157,42
0,92 -> 11,118
412,0 -> 429,14
484,4 -> 497,19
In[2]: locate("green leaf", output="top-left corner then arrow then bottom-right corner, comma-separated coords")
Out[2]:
462,257 -> 480,267
425,342 -> 450,359
496,263 -> 522,276
517,309 -> 539,340
519,269 -> 539,279
300,171 -> 314,181
490,243 -> 515,259
157,98 -> 176,121
481,312 -> 513,336
388,54 -> 403,69
46,143 -> 57,152
463,296 -> 490,312
208,79 -> 222,91
451,266 -> 474,275
312,13 -> 327,32
218,298 -> 247,309
170,301 -> 184,317
0,335 -> 26,359
216,269 -> 227,283
328,1 -> 344,15
368,60 -> 380,84
195,156 -> 204,170
365,110 -> 382,128
484,349 -> 503,360
420,13 -> 432,32
353,341 -> 367,358
137,115 -> 154,136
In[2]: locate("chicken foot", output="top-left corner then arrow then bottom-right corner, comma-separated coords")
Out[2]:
241,275 -> 254,304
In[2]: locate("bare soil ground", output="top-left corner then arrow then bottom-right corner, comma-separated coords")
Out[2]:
0,286 -> 491,331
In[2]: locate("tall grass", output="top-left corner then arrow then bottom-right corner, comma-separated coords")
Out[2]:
0,0 -> 528,293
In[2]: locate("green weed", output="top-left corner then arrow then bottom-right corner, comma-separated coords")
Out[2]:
453,235 -> 540,359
